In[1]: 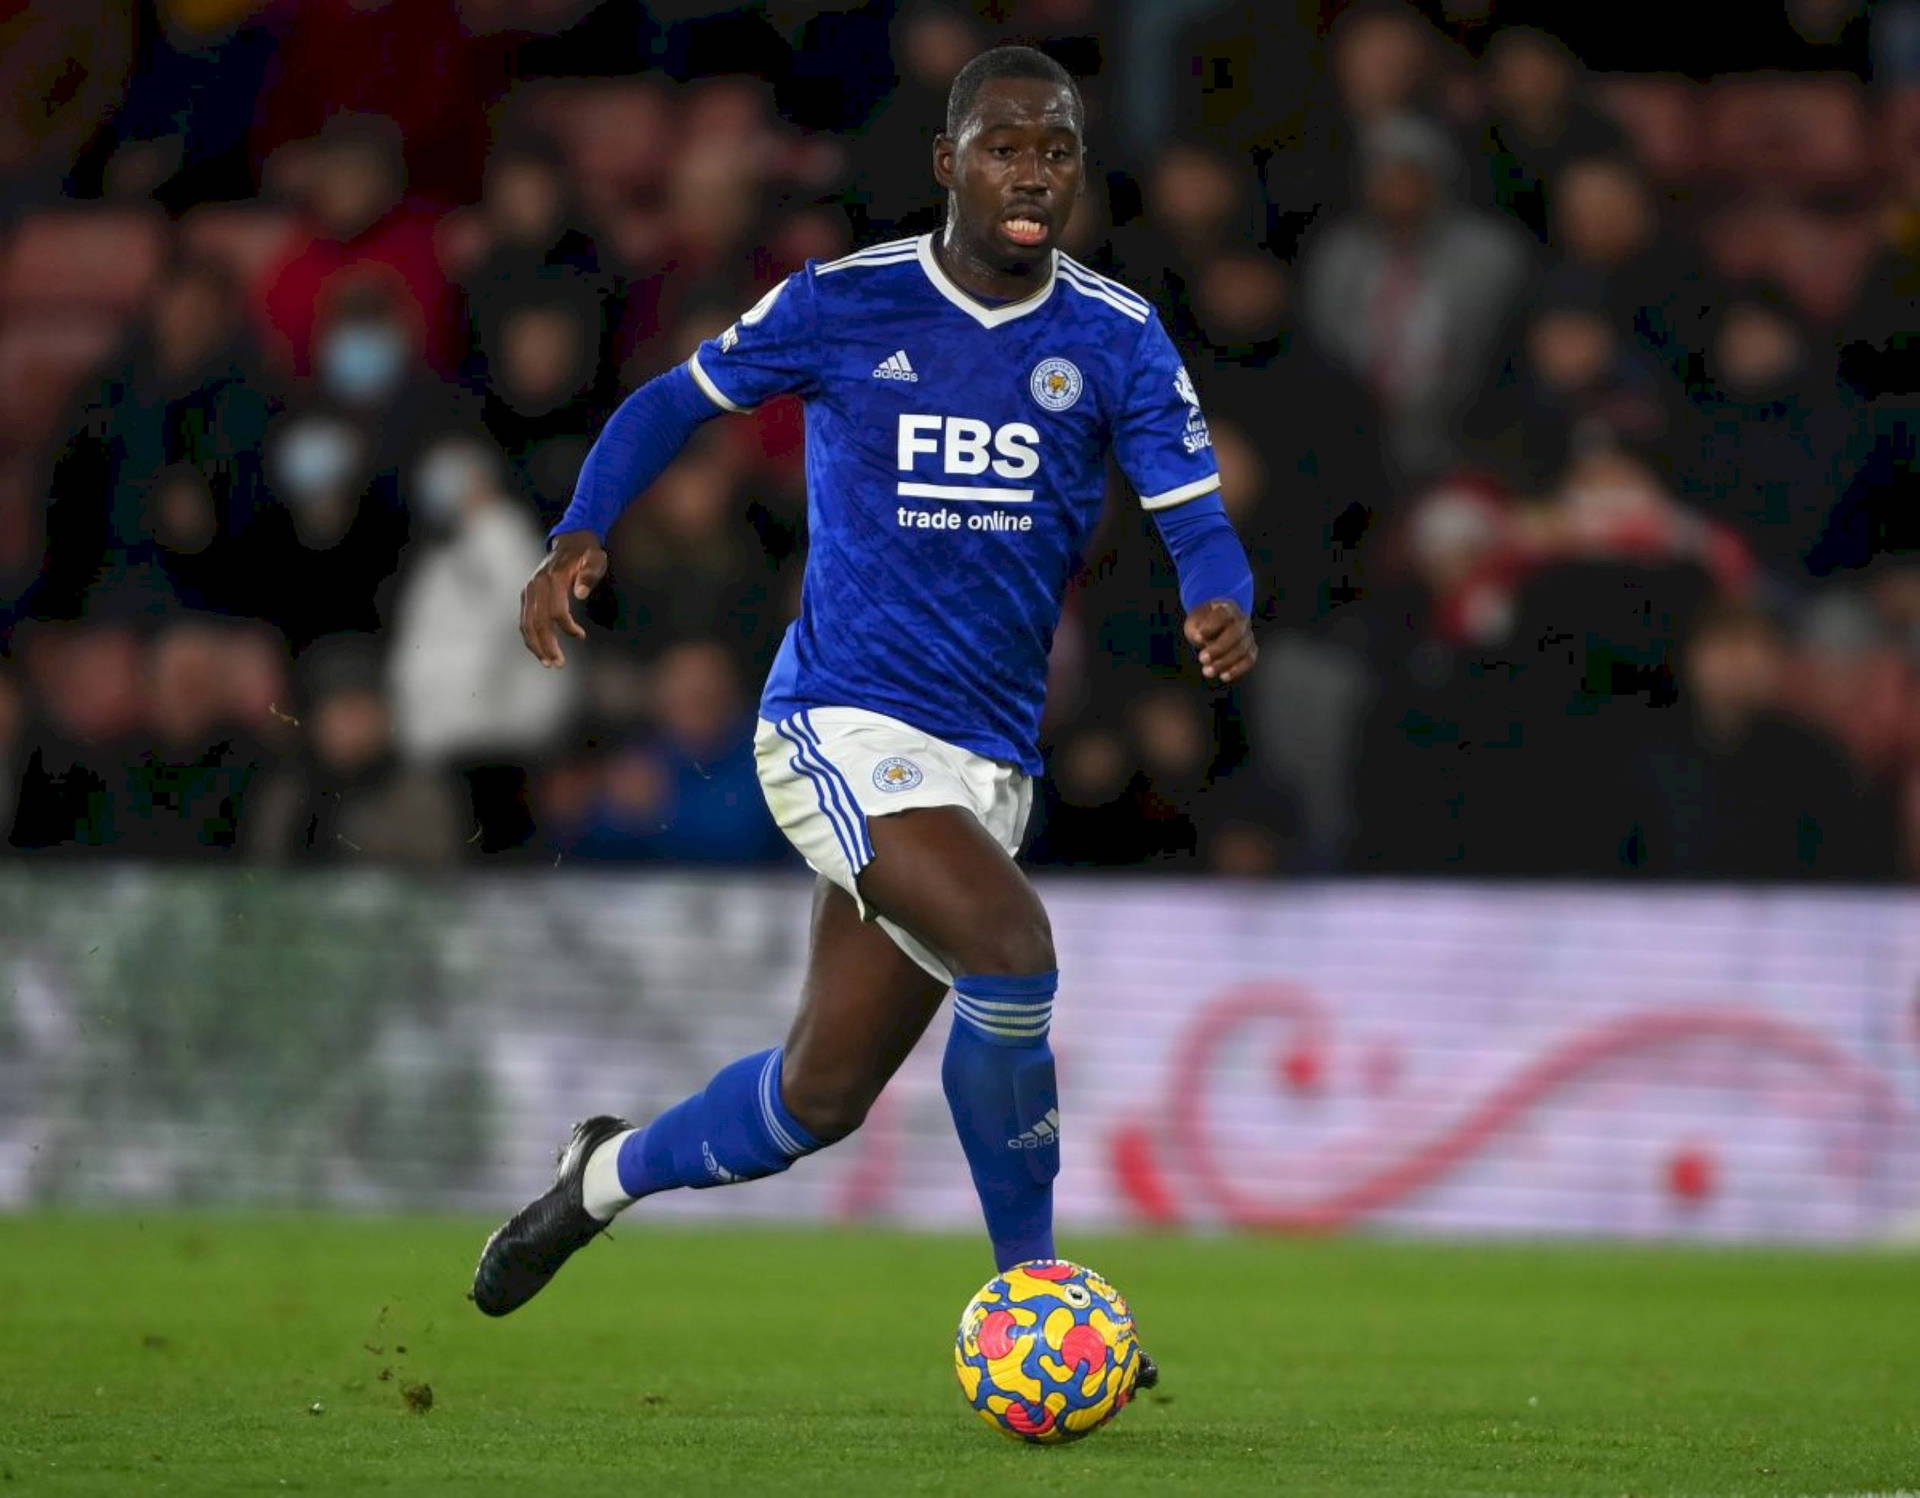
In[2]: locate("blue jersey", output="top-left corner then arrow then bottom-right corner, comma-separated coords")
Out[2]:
687,234 -> 1222,775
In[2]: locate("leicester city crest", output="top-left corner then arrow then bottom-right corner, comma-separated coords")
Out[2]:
873,757 -> 924,793
1029,357 -> 1083,412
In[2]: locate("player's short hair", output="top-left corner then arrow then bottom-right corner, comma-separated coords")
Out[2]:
944,45 -> 1081,138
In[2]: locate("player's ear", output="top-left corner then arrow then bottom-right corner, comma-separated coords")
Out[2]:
933,132 -> 956,190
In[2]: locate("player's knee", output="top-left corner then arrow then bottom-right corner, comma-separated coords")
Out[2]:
780,1063 -> 878,1146
953,900 -> 1054,978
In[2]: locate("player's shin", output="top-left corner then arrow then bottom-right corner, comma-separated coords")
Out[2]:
581,1047 -> 821,1220
941,971 -> 1059,1271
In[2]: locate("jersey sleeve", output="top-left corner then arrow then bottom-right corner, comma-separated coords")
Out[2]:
1111,312 -> 1223,511
686,270 -> 821,412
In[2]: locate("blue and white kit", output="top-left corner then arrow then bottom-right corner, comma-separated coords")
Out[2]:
553,233 -> 1253,973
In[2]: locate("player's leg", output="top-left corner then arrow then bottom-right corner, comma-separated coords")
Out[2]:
471,878 -> 945,1317
582,877 -> 948,1209
858,807 -> 1062,1272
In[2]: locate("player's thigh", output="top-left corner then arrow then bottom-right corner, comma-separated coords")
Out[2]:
857,804 -> 1053,979
781,877 -> 951,1135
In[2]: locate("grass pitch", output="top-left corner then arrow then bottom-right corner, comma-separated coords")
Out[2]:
0,1217 -> 1915,1496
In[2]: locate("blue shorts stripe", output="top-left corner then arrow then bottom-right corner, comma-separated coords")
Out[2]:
773,718 -> 861,874
794,711 -> 874,863
783,715 -> 870,871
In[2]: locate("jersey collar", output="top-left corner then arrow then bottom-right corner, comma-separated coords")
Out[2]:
916,234 -> 1058,328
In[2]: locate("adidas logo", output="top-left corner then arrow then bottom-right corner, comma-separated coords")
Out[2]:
1007,1108 -> 1060,1151
872,349 -> 918,381
701,1141 -> 741,1183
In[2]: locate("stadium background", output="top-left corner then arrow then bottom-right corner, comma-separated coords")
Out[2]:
0,0 -> 1916,1245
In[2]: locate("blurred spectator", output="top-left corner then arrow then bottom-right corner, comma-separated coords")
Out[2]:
1625,602 -> 1895,878
258,404 -> 398,651
117,616 -> 272,858
544,638 -> 787,864
457,132 -> 616,375
1300,113 -> 1530,485
8,624 -> 147,852
119,462 -> 260,619
246,634 -> 462,865
389,434 -> 575,854
1548,155 -> 1704,377
844,1 -> 985,241
250,0 -> 509,203
257,114 -> 459,374
38,254 -> 277,620
478,275 -> 613,520
1478,28 -> 1626,244
1265,1 -> 1452,242
606,431 -> 789,674
1467,269 -> 1682,488
1681,293 -> 1856,579
77,0 -> 278,210
0,1 -> 133,221
1114,141 -> 1269,339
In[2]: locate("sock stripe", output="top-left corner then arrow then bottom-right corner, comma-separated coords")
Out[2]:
953,1007 -> 1051,1038
757,1050 -> 808,1159
953,996 -> 1053,1016
953,1007 -> 1050,1032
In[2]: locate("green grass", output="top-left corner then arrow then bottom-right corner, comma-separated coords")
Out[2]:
0,1217 -> 1916,1496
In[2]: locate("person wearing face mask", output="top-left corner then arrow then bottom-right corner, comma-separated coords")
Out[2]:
388,435 -> 574,854
257,113 -> 460,375
261,408 -> 406,651
38,255 -> 278,622
310,276 -> 477,475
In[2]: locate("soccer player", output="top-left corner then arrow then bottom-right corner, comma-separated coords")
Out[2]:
472,46 -> 1257,1371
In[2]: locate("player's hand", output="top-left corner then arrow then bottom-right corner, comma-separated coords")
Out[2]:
520,530 -> 608,668
1184,598 -> 1256,684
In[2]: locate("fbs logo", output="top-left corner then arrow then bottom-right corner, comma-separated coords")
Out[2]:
1007,1108 -> 1061,1150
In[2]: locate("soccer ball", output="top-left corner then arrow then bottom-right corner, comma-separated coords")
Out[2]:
953,1259 -> 1144,1443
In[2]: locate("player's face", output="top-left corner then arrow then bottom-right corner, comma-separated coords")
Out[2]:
936,79 -> 1083,271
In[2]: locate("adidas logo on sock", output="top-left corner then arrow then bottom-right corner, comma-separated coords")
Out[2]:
1007,1108 -> 1060,1150
872,349 -> 918,381
701,1141 -> 741,1183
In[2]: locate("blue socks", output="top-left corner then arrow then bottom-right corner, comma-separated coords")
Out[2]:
942,971 -> 1059,1271
588,975 -> 1062,1277
615,1047 -> 822,1198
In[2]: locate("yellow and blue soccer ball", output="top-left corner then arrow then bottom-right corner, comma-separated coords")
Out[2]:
953,1259 -> 1143,1443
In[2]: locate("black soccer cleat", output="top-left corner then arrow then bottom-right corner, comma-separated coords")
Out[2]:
1133,1350 -> 1160,1394
471,1114 -> 632,1317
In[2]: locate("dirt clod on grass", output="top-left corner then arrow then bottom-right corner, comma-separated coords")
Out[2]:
400,1382 -> 434,1414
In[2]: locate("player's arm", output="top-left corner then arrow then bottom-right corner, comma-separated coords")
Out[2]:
1112,313 -> 1258,684
522,274 -> 820,667
1157,494 -> 1256,683
522,364 -> 720,667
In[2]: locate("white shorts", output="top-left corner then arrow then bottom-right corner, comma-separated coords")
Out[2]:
755,706 -> 1033,985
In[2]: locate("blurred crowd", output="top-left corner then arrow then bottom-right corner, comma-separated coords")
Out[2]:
0,0 -> 1918,880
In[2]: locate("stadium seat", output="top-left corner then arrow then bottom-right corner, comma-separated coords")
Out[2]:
0,312 -> 122,451
1592,75 -> 1702,182
0,207 -> 167,315
1704,75 -> 1871,189
178,204 -> 304,296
